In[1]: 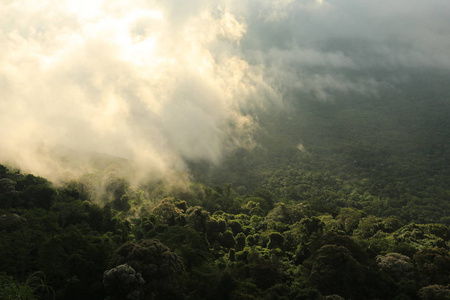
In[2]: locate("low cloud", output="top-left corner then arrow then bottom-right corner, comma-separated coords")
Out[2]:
240,0 -> 450,99
1,0 -> 449,182
0,0 -> 280,183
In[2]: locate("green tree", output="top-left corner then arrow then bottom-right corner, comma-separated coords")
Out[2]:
108,239 -> 184,299
309,245 -> 365,299
186,206 -> 210,233
419,285 -> 450,300
336,208 -> 366,234
414,247 -> 450,286
266,203 -> 306,225
376,253 -> 413,282
267,232 -> 285,249
0,178 -> 16,209
150,198 -> 183,225
103,264 -> 145,300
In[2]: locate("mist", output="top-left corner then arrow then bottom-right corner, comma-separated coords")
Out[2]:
0,0 -> 281,183
1,0 -> 449,183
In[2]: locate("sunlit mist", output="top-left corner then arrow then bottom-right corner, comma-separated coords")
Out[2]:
1,0 -> 450,183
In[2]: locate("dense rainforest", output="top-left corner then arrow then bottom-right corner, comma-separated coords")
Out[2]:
1,71 -> 450,300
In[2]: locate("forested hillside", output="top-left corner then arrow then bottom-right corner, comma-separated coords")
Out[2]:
192,70 -> 450,224
1,71 -> 450,300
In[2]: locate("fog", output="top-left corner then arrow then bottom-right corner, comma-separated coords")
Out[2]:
1,0 -> 449,182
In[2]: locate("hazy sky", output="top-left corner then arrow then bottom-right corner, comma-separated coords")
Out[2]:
1,0 -> 449,182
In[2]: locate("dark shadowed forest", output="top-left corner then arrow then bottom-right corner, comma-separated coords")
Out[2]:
1,70 -> 450,300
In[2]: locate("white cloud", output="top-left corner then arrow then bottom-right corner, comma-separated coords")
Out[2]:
1,0 -> 449,182
0,0 -> 280,182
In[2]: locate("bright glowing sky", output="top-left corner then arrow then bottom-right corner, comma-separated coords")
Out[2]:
1,0 -> 449,182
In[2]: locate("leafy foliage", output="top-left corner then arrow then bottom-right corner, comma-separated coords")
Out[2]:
1,71 -> 450,299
